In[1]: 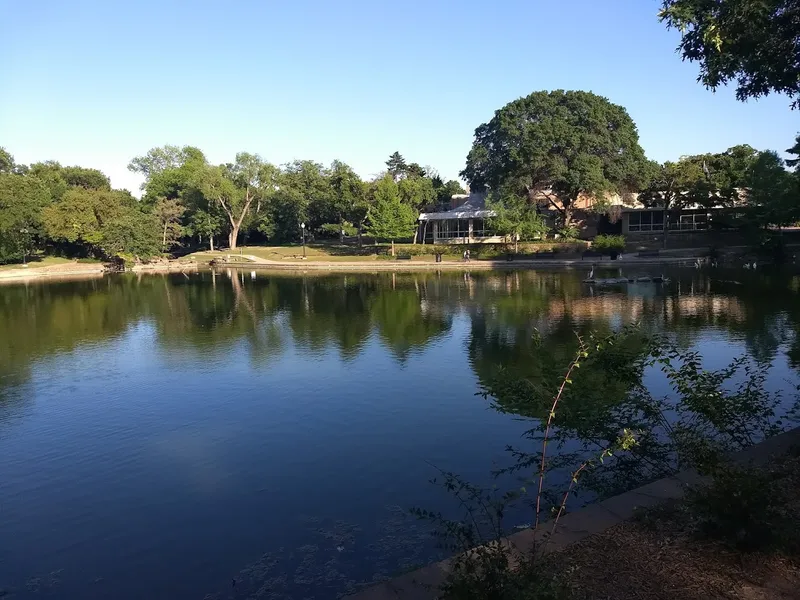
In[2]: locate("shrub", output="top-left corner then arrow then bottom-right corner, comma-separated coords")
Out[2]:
685,463 -> 794,552
591,234 -> 625,254
558,225 -> 580,240
317,222 -> 358,238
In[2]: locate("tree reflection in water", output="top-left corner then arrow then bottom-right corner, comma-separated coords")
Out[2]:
1,268 -> 799,599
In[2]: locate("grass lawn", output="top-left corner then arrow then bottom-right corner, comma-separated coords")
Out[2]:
184,245 -> 474,263
0,256 -> 101,271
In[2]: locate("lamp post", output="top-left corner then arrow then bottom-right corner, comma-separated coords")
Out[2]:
19,228 -> 29,266
300,222 -> 306,258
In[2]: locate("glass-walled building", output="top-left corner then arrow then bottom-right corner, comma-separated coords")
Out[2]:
621,207 -> 713,234
418,193 -> 501,244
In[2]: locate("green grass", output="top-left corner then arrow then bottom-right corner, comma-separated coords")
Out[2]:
0,256 -> 101,271
185,240 -> 590,264
185,245 -> 473,263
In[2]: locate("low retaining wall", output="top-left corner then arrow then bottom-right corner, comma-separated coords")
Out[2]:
346,427 -> 800,600
221,256 -> 697,273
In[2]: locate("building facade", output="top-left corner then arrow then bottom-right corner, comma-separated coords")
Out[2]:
418,193 -> 503,244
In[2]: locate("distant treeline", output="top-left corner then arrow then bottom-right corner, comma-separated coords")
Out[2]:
2,91 -> 798,264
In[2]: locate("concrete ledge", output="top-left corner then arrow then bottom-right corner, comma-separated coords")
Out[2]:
221,256 -> 697,273
346,427 -> 800,600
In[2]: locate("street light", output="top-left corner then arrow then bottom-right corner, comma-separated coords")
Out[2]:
19,228 -> 29,265
300,222 -> 306,258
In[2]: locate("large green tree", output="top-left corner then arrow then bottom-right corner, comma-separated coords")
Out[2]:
0,147 -> 16,174
0,174 -> 51,263
328,160 -> 368,239
366,175 -> 417,251
281,160 -> 333,231
638,158 -> 707,247
432,177 -> 467,209
190,153 -> 275,250
129,145 -> 207,206
486,186 -> 548,252
266,188 -> 307,244
60,166 -> 111,190
225,152 -> 277,247
660,0 -> 800,107
128,145 -> 206,184
153,198 -> 186,250
385,151 -> 407,181
786,135 -> 800,171
42,188 -> 160,259
193,165 -> 242,250
461,90 -> 649,227
746,151 -> 798,226
398,174 -> 436,210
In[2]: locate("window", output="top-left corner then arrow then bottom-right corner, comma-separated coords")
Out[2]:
473,219 -> 487,237
437,219 -> 470,239
669,212 -> 708,231
628,210 -> 664,232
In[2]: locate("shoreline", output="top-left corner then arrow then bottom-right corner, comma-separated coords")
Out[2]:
0,255 -> 700,283
346,426 -> 800,600
215,255 -> 697,272
0,263 -> 107,284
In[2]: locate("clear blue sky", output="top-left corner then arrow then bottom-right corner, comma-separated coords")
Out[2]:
1,0 -> 797,194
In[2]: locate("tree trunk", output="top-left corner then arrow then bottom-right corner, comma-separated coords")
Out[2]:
162,223 -> 168,249
209,234 -> 215,252
391,240 -> 395,256
563,207 -> 573,228
229,226 -> 239,250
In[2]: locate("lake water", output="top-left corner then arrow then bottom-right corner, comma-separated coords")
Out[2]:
1,268 -> 798,599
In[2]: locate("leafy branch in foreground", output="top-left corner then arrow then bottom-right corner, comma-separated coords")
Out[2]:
412,331 -> 643,599
414,326 -> 799,599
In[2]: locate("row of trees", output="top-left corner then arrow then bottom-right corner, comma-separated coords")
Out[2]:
461,89 -> 800,243
0,146 -> 465,262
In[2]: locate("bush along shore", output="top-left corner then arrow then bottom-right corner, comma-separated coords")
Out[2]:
380,328 -> 800,600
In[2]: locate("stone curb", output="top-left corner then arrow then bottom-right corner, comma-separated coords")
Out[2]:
220,256 -> 697,273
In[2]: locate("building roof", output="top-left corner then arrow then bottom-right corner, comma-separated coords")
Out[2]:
419,193 -> 496,221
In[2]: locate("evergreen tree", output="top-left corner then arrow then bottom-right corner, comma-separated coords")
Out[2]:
367,175 -> 417,252
385,151 -> 407,181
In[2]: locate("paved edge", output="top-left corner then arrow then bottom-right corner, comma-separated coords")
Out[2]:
213,256 -> 697,272
0,255 -> 700,282
345,427 -> 800,600
0,265 -> 106,284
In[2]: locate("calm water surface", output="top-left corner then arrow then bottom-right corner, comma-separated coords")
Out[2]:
1,268 -> 799,599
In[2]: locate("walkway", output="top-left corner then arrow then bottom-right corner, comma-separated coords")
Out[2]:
216,254 -> 699,272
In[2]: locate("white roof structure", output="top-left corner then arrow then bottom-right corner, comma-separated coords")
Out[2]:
418,193 -> 496,221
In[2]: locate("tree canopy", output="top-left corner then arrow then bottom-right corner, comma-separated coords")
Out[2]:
42,188 -> 160,259
461,90 -> 649,226
385,151 -> 407,181
366,175 -> 418,244
660,0 -> 800,107
486,186 -> 548,249
0,174 -> 50,262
